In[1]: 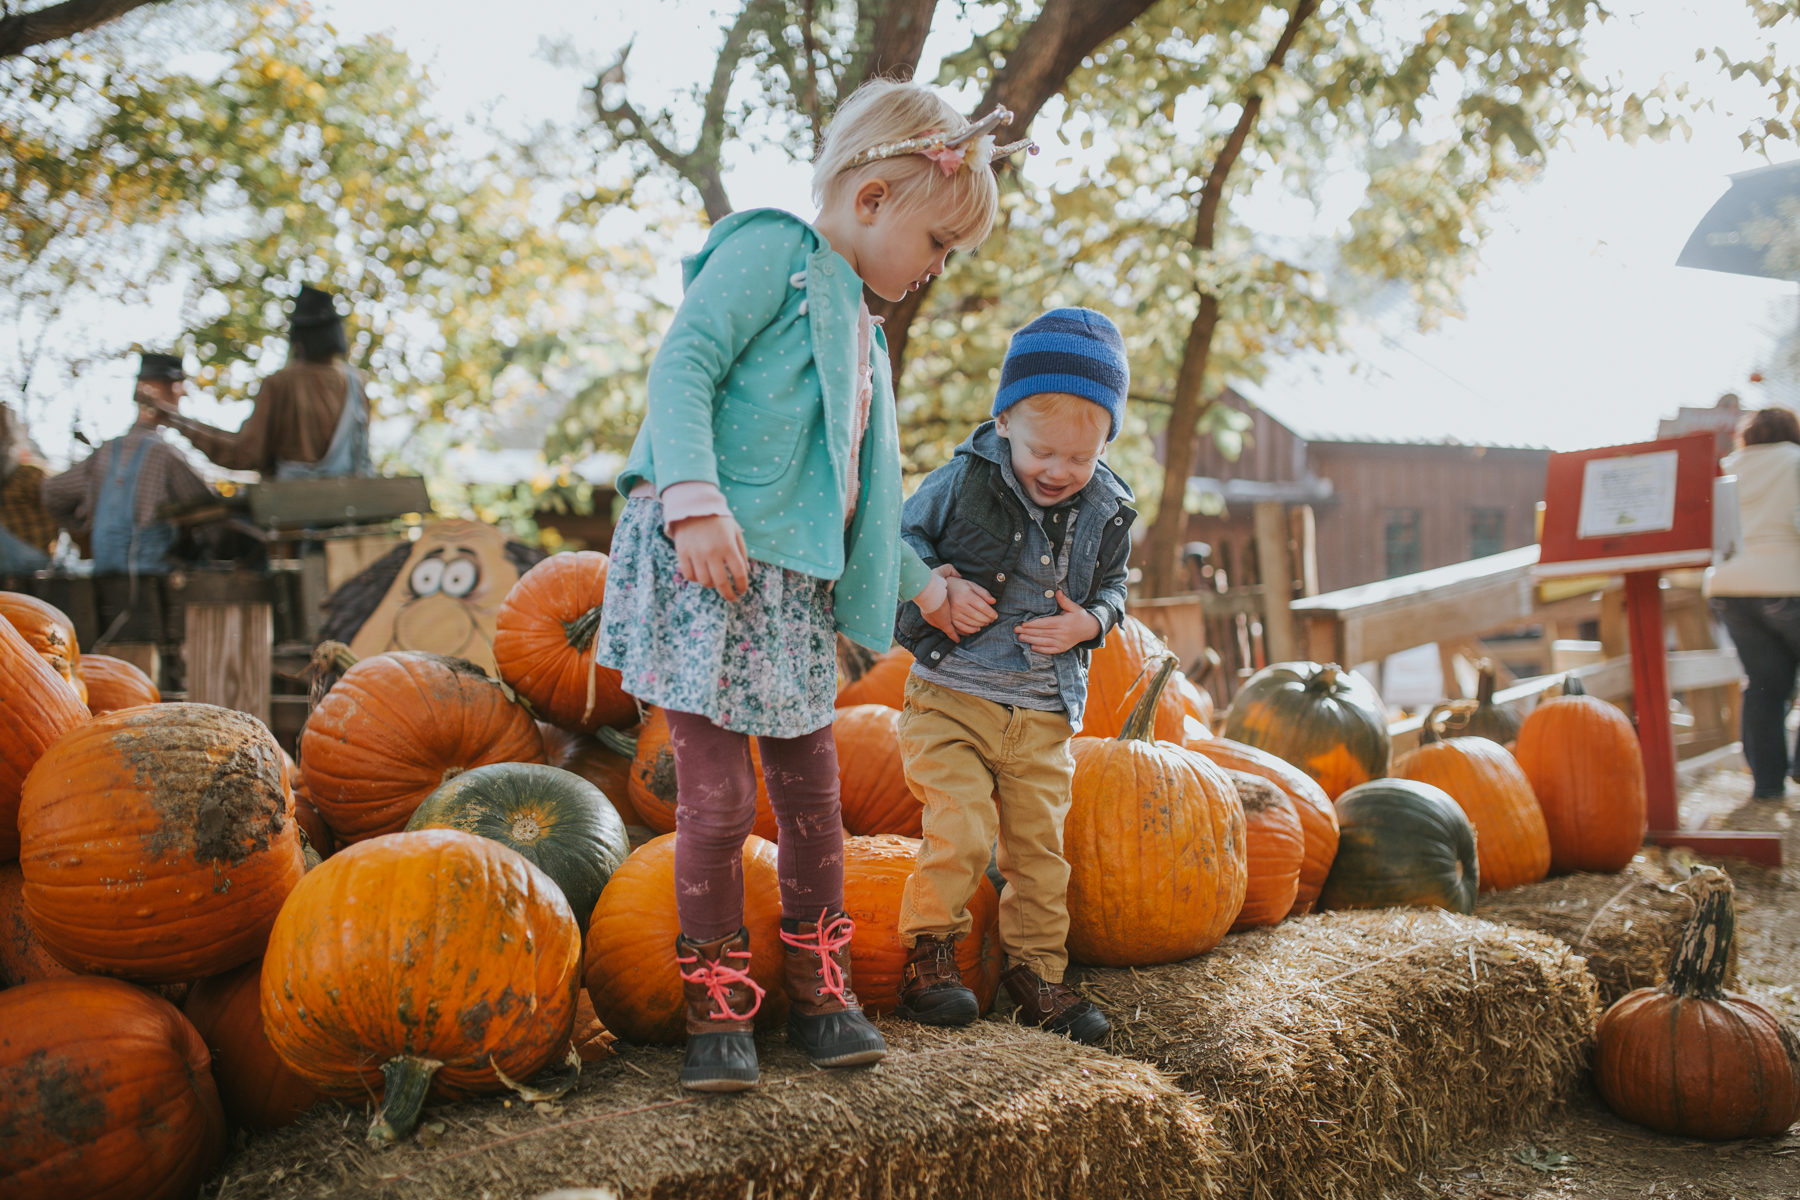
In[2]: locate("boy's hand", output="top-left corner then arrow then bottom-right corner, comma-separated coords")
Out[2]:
1016,591 -> 1101,656
671,513 -> 751,601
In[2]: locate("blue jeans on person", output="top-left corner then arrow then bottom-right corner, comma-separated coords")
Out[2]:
1711,595 -> 1800,798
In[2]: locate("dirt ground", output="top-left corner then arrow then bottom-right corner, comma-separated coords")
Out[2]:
1401,765 -> 1800,1200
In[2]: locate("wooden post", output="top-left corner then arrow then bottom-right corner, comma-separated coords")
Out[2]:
104,643 -> 160,687
1289,504 -> 1319,596
1253,502 -> 1296,664
1625,571 -> 1678,833
184,603 -> 272,727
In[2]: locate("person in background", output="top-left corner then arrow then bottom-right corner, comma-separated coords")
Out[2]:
0,403 -> 57,577
1707,405 -> 1800,801
156,285 -> 372,479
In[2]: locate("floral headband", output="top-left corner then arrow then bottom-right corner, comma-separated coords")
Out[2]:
843,105 -> 1038,178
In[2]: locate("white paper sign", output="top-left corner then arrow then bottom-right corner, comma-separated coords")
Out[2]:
1577,451 -> 1679,540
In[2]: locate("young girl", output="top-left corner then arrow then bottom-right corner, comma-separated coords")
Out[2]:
597,80 -> 1031,1092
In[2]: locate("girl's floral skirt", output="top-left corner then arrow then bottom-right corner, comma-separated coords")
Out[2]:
596,497 -> 838,738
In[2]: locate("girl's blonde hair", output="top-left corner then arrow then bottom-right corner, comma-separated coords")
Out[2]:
813,80 -> 1000,250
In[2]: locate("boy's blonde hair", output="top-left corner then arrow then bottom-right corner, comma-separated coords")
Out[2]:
1009,392 -> 1112,440
813,80 -> 1000,250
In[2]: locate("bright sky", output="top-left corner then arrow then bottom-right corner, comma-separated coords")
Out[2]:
40,0 -> 1800,462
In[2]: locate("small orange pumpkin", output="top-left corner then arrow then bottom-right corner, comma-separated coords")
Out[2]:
628,707 -> 778,841
20,704 -> 306,983
836,647 -> 914,709
583,832 -> 790,1043
493,551 -> 639,733
1084,616 -> 1188,741
1173,670 -> 1214,731
0,976 -> 226,1200
835,704 -> 921,836
0,591 -> 83,702
1222,661 -> 1390,798
300,649 -> 546,844
1396,733 -> 1549,891
183,955 -> 322,1131
1186,737 -> 1338,916
1513,676 -> 1646,875
1226,770 -> 1304,931
76,652 -> 160,714
841,834 -> 1002,1013
0,615 -> 88,861
541,720 -> 644,825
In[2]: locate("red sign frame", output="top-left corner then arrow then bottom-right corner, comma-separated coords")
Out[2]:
1536,433 -> 1719,578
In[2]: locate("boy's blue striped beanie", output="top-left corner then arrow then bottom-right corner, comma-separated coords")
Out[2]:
993,308 -> 1129,441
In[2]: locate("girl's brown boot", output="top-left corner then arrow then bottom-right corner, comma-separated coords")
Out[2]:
780,911 -> 887,1067
675,927 -> 763,1092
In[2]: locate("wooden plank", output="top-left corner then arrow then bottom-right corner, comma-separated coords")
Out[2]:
1126,595 -> 1208,670
1253,502 -> 1296,664
184,603 -> 271,727
1341,572 -> 1535,665
1290,544 -> 1540,618
1290,505 -> 1319,597
248,477 -> 431,529
104,642 -> 159,687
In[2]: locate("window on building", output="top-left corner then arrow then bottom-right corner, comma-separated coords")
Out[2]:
1384,509 -> 1423,578
1470,508 -> 1506,559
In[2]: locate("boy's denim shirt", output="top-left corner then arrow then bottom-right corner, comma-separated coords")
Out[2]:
895,421 -> 1135,731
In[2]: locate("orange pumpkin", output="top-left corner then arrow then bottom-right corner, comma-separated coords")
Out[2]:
841,834 -> 1002,1013
1595,869 -> 1800,1139
1173,670 -> 1214,730
0,860 -> 71,987
77,651 -> 160,714
300,650 -> 545,844
0,976 -> 226,1200
0,591 -> 82,701
584,832 -> 790,1043
183,955 -> 322,1130
835,704 -> 921,836
836,647 -> 914,709
628,707 -> 778,841
19,704 -> 304,984
540,721 -> 643,826
261,829 -> 581,1144
1186,737 -> 1338,916
283,750 -> 334,859
1226,770 -> 1304,931
493,551 -> 639,733
0,616 -> 88,861
1222,661 -> 1390,798
1064,660 -> 1247,967
1396,733 -> 1549,892
1513,677 -> 1646,875
1084,616 -> 1188,741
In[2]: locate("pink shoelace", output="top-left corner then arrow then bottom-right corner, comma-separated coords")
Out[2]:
780,911 -> 856,1004
675,943 -> 766,1022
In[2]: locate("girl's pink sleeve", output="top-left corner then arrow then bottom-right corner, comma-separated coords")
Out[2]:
656,480 -> 733,531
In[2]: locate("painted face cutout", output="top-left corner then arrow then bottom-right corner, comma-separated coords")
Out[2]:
347,519 -> 526,677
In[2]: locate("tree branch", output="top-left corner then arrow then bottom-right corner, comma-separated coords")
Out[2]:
0,0 -> 162,57
851,0 -> 939,89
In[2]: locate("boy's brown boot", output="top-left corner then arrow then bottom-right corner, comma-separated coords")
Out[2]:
895,932 -> 979,1026
1002,963 -> 1109,1045
780,911 -> 887,1068
675,927 -> 763,1092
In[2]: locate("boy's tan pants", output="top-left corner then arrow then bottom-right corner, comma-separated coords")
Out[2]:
896,673 -> 1076,983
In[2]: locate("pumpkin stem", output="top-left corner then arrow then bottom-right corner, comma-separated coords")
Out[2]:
491,1044 -> 581,1102
561,604 -> 606,652
1312,663 -> 1341,691
1666,867 -> 1735,1001
595,726 -> 638,757
311,640 -> 359,675
366,1055 -> 443,1148
1563,673 -> 1588,698
1475,659 -> 1498,706
1119,656 -> 1179,744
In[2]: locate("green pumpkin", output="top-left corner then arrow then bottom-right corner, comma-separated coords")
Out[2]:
1220,661 -> 1391,799
1319,778 -> 1478,915
407,763 -> 628,932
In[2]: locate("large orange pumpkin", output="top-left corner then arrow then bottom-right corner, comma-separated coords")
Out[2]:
1226,770 -> 1304,931
493,551 -> 639,733
840,834 -> 1002,1013
584,832 -> 789,1043
835,704 -> 921,836
1186,737 -> 1338,916
0,860 -> 71,987
300,649 -> 545,844
837,647 -> 914,709
1222,661 -> 1390,798
0,616 -> 88,861
0,591 -> 83,702
1594,869 -> 1800,1139
1513,677 -> 1647,874
0,976 -> 226,1200
1083,615 -> 1188,741
1395,733 -> 1549,891
77,651 -> 160,714
261,829 -> 581,1144
19,704 -> 305,984
540,721 -> 643,826
183,955 -> 322,1131
282,749 -> 334,859
1064,659 -> 1247,967
628,706 -> 778,841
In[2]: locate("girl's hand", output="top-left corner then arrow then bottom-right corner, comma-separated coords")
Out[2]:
671,513 -> 751,601
944,576 -> 998,635
1016,591 -> 1101,656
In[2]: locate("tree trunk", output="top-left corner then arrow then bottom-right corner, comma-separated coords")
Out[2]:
1139,0 -> 1318,598
0,0 -> 163,57
853,0 -> 940,87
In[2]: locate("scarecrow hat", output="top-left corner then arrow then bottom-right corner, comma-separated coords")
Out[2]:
291,285 -> 343,330
136,352 -> 186,382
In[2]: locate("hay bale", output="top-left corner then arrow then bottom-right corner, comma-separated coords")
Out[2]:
1474,854 -> 1731,1005
208,1019 -> 1223,1200
1071,908 -> 1596,1200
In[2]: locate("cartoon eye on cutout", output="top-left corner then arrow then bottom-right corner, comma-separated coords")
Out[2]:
410,558 -> 445,597
441,557 -> 479,599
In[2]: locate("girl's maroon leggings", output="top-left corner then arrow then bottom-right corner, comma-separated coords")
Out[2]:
665,709 -> 845,941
